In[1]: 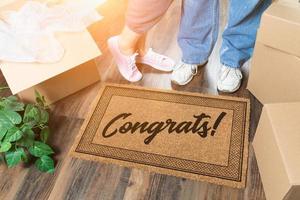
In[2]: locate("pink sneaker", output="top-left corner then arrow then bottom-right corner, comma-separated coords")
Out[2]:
136,48 -> 175,72
107,36 -> 142,82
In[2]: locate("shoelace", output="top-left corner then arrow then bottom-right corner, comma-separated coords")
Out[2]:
174,62 -> 198,75
191,65 -> 198,75
220,66 -> 242,81
148,48 -> 167,64
129,53 -> 139,74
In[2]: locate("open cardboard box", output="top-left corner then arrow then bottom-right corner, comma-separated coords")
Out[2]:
0,0 -> 102,104
253,102 -> 300,200
247,0 -> 300,104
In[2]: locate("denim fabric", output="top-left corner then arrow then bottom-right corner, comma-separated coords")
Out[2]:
178,0 -> 219,65
178,0 -> 272,68
220,0 -> 272,68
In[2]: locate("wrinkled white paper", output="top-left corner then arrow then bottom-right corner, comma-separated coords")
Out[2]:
0,1 -> 102,63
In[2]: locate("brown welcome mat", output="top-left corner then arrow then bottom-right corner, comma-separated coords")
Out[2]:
70,84 -> 250,188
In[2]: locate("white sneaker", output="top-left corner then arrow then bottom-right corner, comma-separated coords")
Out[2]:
217,65 -> 243,93
136,48 -> 175,72
171,62 -> 198,85
107,36 -> 142,82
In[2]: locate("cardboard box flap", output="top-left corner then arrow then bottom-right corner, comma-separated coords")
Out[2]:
266,102 -> 300,185
257,1 -> 300,57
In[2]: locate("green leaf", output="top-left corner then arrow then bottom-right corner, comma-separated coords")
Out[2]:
23,103 -> 49,126
0,109 -> 22,126
0,154 -> 4,163
0,110 -> 21,142
40,126 -> 50,143
0,142 -> 12,152
0,127 -> 7,141
0,96 -> 24,112
20,149 -> 28,163
17,126 -> 35,148
23,104 -> 40,126
3,127 -> 23,142
39,109 -> 49,124
5,148 -> 24,168
35,90 -> 47,108
29,141 -> 54,157
35,155 -> 55,173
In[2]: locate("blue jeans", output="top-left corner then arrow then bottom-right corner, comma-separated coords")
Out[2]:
178,0 -> 272,68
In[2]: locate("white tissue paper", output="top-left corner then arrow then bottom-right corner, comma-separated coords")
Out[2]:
0,1 -> 103,63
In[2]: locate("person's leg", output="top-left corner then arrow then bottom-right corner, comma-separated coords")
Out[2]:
136,34 -> 147,56
172,0 -> 219,85
108,0 -> 174,82
120,0 -> 173,55
179,0 -> 220,65
125,0 -> 175,71
220,0 -> 272,68
118,26 -> 143,56
217,0 -> 271,93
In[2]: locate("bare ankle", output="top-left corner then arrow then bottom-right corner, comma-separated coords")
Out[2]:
137,48 -> 148,57
117,40 -> 135,56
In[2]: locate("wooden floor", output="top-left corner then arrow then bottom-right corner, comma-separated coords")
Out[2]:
0,0 -> 266,199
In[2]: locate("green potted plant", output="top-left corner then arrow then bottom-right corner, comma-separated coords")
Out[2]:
0,88 -> 55,173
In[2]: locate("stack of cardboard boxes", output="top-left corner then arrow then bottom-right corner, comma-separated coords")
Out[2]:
248,1 -> 300,199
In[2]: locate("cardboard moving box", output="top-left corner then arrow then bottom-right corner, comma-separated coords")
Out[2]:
247,1 -> 300,104
249,43 -> 300,104
0,30 -> 101,104
0,0 -> 102,104
253,102 -> 300,200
